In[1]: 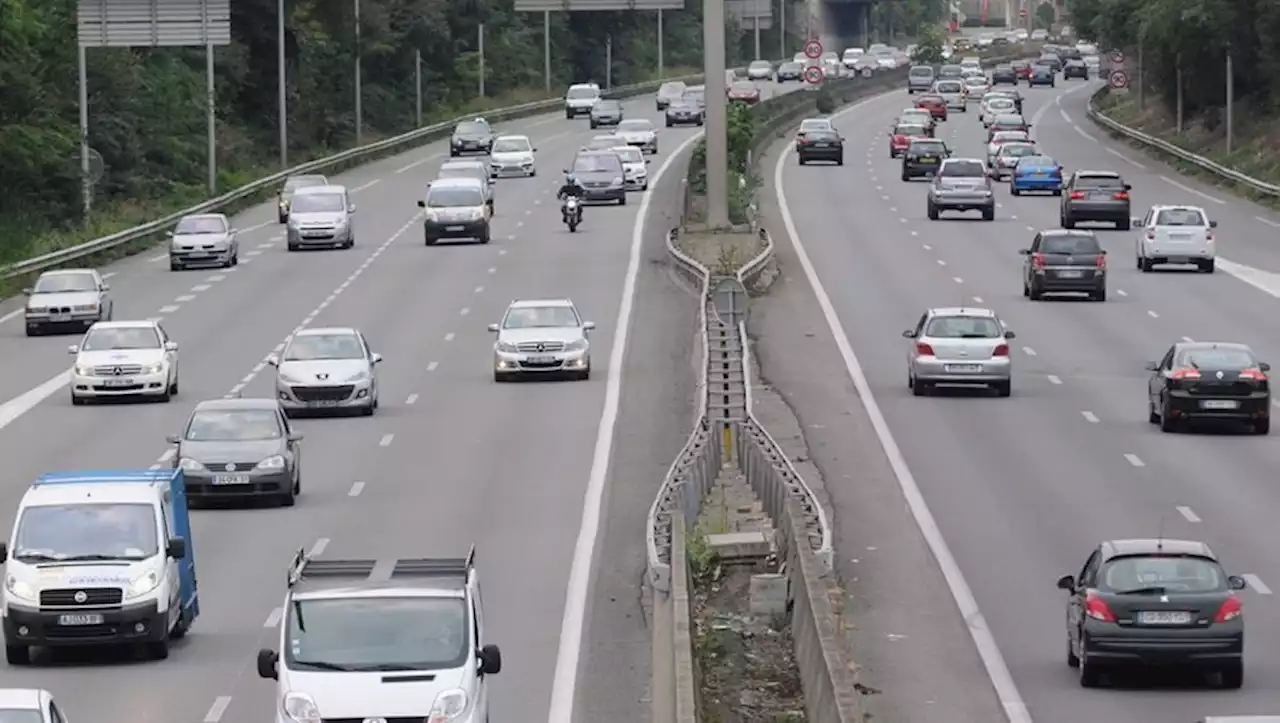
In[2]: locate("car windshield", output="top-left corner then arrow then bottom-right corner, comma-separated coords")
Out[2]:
918,95 -> 943,104
618,120 -> 652,132
780,63 -> 802,72
185,409 -> 282,441
995,116 -> 1024,125
999,144 -> 1037,158
425,186 -> 485,208
940,160 -> 984,177
81,325 -> 160,351
909,67 -> 933,77
684,90 -> 705,102
659,82 -> 685,96
503,305 -> 579,329
800,120 -> 832,132
1018,155 -> 1056,167
34,272 -> 96,293
925,316 -> 1002,338
567,86 -> 597,99
455,121 -> 488,135
1156,208 -> 1207,226
935,81 -> 962,92
285,597 -> 469,672
1101,555 -> 1226,593
594,101 -> 621,112
987,99 -> 1014,109
1041,235 -> 1101,254
1075,175 -> 1125,190
939,66 -> 962,76
14,503 -> 158,562
290,193 -> 344,213
283,176 -> 326,193
573,154 -> 621,173
909,141 -> 946,154
491,137 -> 530,153
284,333 -> 364,361
993,132 -> 1029,144
1175,347 -> 1257,369
0,711 -> 43,723
612,147 -> 642,163
175,216 -> 227,234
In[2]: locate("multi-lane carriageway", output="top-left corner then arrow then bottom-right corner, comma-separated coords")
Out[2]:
0,83 -> 796,723
766,76 -> 1280,722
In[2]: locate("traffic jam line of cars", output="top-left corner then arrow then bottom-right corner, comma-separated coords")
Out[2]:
791,42 -> 1278,695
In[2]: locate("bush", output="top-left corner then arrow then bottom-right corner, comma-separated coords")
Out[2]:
815,89 -> 837,115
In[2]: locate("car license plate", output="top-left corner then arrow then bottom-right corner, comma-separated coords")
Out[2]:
100,378 -> 135,387
50,313 -> 70,322
58,613 -> 104,626
1057,270 -> 1083,278
1137,610 -> 1192,625
1169,233 -> 1191,240
445,225 -> 465,231
945,364 -> 982,373
213,474 -> 251,485
1032,173 -> 1048,179
188,251 -> 208,257
526,355 -> 556,364
1201,399 -> 1240,410
920,157 -> 937,163
814,142 -> 830,147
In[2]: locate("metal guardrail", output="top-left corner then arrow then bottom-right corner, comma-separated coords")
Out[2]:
0,68 -> 759,282
1086,86 -> 1280,197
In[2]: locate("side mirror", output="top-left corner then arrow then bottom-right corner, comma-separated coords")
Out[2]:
371,352 -> 383,364
1003,330 -> 1016,339
487,323 -> 500,333
101,283 -> 110,291
1017,249 -> 1030,255
166,434 -> 181,444
1131,217 -> 1143,227
265,355 -> 280,366
902,329 -> 916,338
1228,575 -> 1247,591
288,432 -> 304,442
1123,184 -> 1132,191
533,147 -> 538,151
645,159 -> 651,165
166,537 -> 187,560
478,643 -> 503,675
21,288 -> 31,295
1144,361 -> 1158,371
583,321 -> 596,331
165,231 -> 174,237
228,227 -> 238,235
417,200 -> 426,207
1260,362 -> 1271,372
257,649 -> 279,679
0,543 -> 7,563
348,205 -> 356,213
1099,249 -> 1107,255
163,341 -> 179,352
67,345 -> 80,354
1056,574 -> 1075,591
1210,220 -> 1218,228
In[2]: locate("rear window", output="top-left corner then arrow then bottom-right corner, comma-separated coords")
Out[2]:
1175,347 -> 1257,370
924,316 -> 1001,338
807,130 -> 839,142
1040,234 -> 1101,254
940,160 -> 984,177
909,67 -> 934,78
938,66 -> 962,77
935,81 -> 962,92
999,144 -> 1037,158
1075,175 -> 1125,190
1100,556 -> 1226,593
918,95 -> 944,104
455,121 -> 488,135
909,141 -> 946,154
1155,208 -> 1207,226
895,125 -> 926,136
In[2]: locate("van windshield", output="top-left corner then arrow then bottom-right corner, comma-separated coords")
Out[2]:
286,597 -> 469,672
14,503 -> 158,562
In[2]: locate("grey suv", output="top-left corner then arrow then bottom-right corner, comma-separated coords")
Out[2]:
907,66 -> 935,94
927,159 -> 994,221
1020,229 -> 1107,301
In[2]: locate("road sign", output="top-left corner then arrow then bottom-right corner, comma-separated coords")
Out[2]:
804,66 -> 824,84
1108,70 -> 1130,91
804,38 -> 823,60
1019,7 -> 1027,16
1109,50 -> 1125,65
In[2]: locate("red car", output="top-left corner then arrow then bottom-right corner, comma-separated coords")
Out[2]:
915,94 -> 948,121
1012,61 -> 1033,80
889,123 -> 929,158
727,80 -> 761,105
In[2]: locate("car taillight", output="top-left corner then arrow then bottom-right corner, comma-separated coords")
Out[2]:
992,344 -> 1009,356
1214,595 -> 1243,623
915,342 -> 934,355
1170,368 -> 1202,380
1206,229 -> 1214,242
1031,252 -> 1045,269
1096,254 -> 1106,268
1112,191 -> 1129,200
1069,190 -> 1085,199
1084,591 -> 1116,622
1239,368 -> 1267,381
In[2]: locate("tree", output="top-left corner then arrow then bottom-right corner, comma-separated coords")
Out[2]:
911,24 -> 948,64
1034,2 -> 1056,30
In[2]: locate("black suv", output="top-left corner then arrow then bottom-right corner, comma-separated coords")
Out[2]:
1061,171 -> 1131,229
1020,229 -> 1107,301
901,138 -> 948,180
797,130 -> 843,165
1063,59 -> 1089,79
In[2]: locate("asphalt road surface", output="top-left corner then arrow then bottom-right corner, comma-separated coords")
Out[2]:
763,75 -> 1280,721
0,79 -> 794,723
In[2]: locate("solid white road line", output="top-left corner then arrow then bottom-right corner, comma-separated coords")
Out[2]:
1124,453 -> 1145,467
772,91 -> 1032,723
1242,574 -> 1271,594
1160,175 -> 1224,204
203,696 -> 232,723
546,129 -> 705,723
1080,411 -> 1098,423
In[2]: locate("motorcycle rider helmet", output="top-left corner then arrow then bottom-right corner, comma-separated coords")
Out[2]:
564,172 -> 578,186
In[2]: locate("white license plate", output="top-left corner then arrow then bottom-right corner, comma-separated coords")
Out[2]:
212,474 -> 251,485
1137,610 -> 1192,625
445,225 -> 466,231
944,364 -> 982,373
187,252 -> 208,258
50,314 -> 71,322
100,378 -> 135,387
1057,270 -> 1083,278
1169,234 -> 1191,240
1201,399 -> 1240,410
526,355 -> 556,364
58,613 -> 104,626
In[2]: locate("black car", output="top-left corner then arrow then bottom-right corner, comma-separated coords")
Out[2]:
589,99 -> 623,128
665,99 -> 704,127
1061,170 -> 1131,229
1063,59 -> 1089,79
1028,64 -> 1056,87
797,129 -> 843,165
901,138 -> 948,180
991,64 -> 1017,85
1020,229 -> 1107,301
1058,539 -> 1246,688
776,61 -> 804,82
1039,53 -> 1063,72
449,118 -> 494,157
937,64 -> 963,80
167,397 -> 303,506
1146,341 -> 1271,433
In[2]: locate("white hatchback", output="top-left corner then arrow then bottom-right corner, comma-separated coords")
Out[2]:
1134,205 -> 1217,273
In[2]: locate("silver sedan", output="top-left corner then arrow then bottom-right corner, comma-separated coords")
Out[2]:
268,327 -> 381,416
904,307 -> 1015,397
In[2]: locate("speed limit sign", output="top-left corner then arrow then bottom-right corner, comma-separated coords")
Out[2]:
804,65 -> 824,85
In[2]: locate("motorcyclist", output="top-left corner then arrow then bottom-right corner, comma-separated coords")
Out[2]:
557,172 -> 586,201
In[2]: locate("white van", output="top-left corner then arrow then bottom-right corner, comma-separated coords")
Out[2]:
563,83 -> 601,119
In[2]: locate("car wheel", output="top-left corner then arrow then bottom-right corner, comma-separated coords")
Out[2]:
277,213 -> 287,224
1022,280 -> 1030,297
1066,638 -> 1080,668
1062,216 -> 1076,229
1148,401 -> 1160,424
618,194 -> 627,206
798,157 -> 807,166
479,228 -> 491,244
24,325 -> 39,337
1078,650 -> 1102,688
1028,282 -> 1043,301
1010,185 -> 1020,196
71,392 -> 86,406
279,484 -> 296,507
288,242 -> 300,251
993,380 -> 1011,397
169,375 -> 179,396
360,401 -> 375,416
901,172 -> 909,181
1255,416 -> 1270,435
1140,257 -> 1154,273
1117,219 -> 1130,231
1160,399 -> 1179,433
424,235 -> 437,246
927,202 -> 939,220
1218,662 -> 1244,689
836,156 -> 844,166
1200,259 -> 1215,273
1093,287 -> 1107,302
912,379 -> 930,396
5,644 -> 29,666
170,259 -> 183,271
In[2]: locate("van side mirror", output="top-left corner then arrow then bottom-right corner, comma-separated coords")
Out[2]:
166,537 -> 187,559
479,643 -> 503,675
257,649 -> 279,679
417,200 -> 426,207
101,283 -> 110,291
583,321 -> 596,331
166,434 -> 181,444
487,323 -> 500,332
67,345 -> 80,354
902,329 -> 916,338
1017,249 -> 1030,255
1228,575 -> 1247,590
1003,330 -> 1016,339
1123,184 -> 1132,191
164,341 -> 179,352
1210,220 -> 1218,228
348,205 -> 356,213
1056,574 -> 1074,591
288,432 -> 304,442
21,288 -> 31,295
165,231 -> 174,237
1260,362 -> 1271,372
265,355 -> 279,366
371,352 -> 383,364
1144,361 -> 1158,371
1131,217 -> 1143,227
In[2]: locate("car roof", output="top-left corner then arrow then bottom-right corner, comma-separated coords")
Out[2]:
292,184 -> 346,195
1074,170 -> 1122,178
494,134 -> 530,142
927,306 -> 996,318
1151,204 -> 1206,212
941,157 -> 983,165
294,326 -> 359,337
1101,538 -> 1215,561
1175,341 -> 1253,354
87,319 -> 158,330
1041,229 -> 1098,237
192,397 -> 281,412
441,158 -> 486,168
429,177 -> 484,189
509,298 -> 574,309
40,268 -> 97,277
0,689 -> 46,709
180,212 -> 228,221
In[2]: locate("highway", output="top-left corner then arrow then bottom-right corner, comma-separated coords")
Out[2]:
766,76 -> 1280,721
0,80 -> 790,722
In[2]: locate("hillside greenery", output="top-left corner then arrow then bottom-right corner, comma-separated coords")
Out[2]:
0,0 -> 724,265
869,0 -> 948,41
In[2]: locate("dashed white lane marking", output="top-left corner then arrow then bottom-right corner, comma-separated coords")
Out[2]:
203,696 -> 232,723
427,361 -> 439,372
207,274 -> 226,282
1105,147 -> 1147,169
1243,574 -> 1272,595
1147,310 -> 1159,318
474,286 -> 484,293
394,154 -> 441,174
498,249 -> 508,256
405,393 -> 419,405
487,267 -> 497,274
936,259 -> 946,266
460,307 -> 470,316
444,332 -> 455,341
348,481 -> 366,497
378,434 -> 394,447
1160,175 -> 1225,205
909,230 -> 918,236
191,284 -> 211,292
159,304 -> 180,313
1025,224 -> 1035,231
352,179 -> 380,193
245,250 -> 263,257
309,537 -> 329,556
972,296 -> 983,303
1116,289 -> 1128,297
1021,346 -> 1036,356
239,257 -> 253,265
899,217 -> 907,223
1080,410 -> 1099,423
1047,374 -> 1062,385
263,607 -> 283,627
1256,216 -> 1280,228
923,244 -> 933,251
175,294 -> 196,302
1176,506 -> 1201,523
953,276 -> 963,284
1124,453 -> 1145,468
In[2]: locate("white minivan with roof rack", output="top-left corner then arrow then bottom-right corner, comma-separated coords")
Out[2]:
564,83 -> 601,118
1134,204 -> 1218,273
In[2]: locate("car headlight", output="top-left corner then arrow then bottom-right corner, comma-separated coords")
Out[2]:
345,369 -> 370,382
257,455 -> 286,470
496,341 -> 518,353
428,688 -> 468,721
5,575 -> 36,602
612,177 -> 623,185
125,570 -> 159,600
565,339 -> 588,352
144,362 -> 164,374
74,365 -> 93,376
74,304 -> 98,312
178,457 -> 206,472
282,691 -> 321,723
278,372 -> 303,384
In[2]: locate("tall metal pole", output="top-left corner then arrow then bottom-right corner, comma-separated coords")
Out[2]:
206,43 -> 216,193
415,49 -> 423,127
544,12 -> 552,91
479,23 -> 486,97
1137,37 -> 1144,110
606,34 -> 613,91
1175,58 -> 1183,134
658,10 -> 665,78
779,0 -> 785,61
78,45 -> 91,224
354,0 -> 362,145
703,0 -> 729,227
277,0 -> 287,168
1225,50 -> 1234,153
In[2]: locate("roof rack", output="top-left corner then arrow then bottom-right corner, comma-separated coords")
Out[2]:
286,545 -> 476,589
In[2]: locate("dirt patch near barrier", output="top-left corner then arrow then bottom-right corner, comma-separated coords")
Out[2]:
677,229 -> 764,277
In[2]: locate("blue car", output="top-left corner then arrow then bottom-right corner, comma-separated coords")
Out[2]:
1010,155 -> 1063,196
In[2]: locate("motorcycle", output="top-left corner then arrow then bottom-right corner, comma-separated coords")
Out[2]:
562,196 -> 582,232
